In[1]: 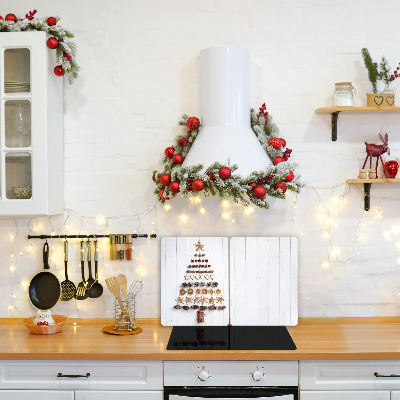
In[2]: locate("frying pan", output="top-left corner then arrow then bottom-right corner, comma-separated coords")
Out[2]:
29,242 -> 61,310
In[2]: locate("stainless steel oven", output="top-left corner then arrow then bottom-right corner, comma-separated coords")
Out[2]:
164,361 -> 298,400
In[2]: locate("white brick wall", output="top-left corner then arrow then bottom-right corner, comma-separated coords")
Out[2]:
1,0 -> 400,319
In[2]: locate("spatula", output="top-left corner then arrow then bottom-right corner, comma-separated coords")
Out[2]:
75,240 -> 88,300
105,276 -> 125,312
117,274 -> 128,301
60,240 -> 76,301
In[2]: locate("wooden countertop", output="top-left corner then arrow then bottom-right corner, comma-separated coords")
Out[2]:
2,317 -> 400,361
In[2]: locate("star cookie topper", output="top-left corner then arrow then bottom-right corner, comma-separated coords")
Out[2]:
194,240 -> 204,251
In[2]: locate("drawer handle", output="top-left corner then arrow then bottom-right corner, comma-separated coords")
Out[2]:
57,373 -> 90,379
374,372 -> 400,378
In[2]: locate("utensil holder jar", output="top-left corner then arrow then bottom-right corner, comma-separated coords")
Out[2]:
113,298 -> 137,331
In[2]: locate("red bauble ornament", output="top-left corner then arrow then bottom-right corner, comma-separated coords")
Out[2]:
253,186 -> 266,199
219,167 -> 231,180
274,182 -> 287,194
268,137 -> 282,149
5,14 -> 17,23
192,179 -> 205,192
187,117 -> 200,131
164,146 -> 174,158
47,16 -> 57,26
285,170 -> 294,182
46,37 -> 59,49
248,182 -> 256,189
279,138 -> 286,148
0,16 -> 4,21
152,173 -> 158,184
172,153 -> 184,164
54,65 -> 65,77
169,181 -> 180,193
159,174 -> 171,186
273,156 -> 284,165
160,188 -> 171,201
384,160 -> 399,178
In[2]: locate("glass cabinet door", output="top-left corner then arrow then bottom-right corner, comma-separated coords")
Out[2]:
1,46 -> 32,202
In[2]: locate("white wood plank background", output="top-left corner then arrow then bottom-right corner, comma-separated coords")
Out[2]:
230,237 -> 298,326
161,237 -> 229,326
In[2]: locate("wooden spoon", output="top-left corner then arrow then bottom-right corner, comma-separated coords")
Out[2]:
117,274 -> 128,301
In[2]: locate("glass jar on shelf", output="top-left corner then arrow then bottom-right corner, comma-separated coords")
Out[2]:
333,82 -> 355,107
125,234 -> 133,260
117,234 -> 125,261
109,234 -> 117,261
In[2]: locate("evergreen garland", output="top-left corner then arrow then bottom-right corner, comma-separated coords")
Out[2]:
0,12 -> 79,84
153,105 -> 304,210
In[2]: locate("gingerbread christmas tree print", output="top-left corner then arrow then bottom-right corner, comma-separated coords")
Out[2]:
173,240 -> 226,324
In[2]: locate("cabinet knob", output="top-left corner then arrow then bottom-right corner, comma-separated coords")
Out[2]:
198,369 -> 211,381
252,370 -> 264,381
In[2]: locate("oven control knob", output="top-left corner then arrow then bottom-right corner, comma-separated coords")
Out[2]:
252,370 -> 264,381
198,370 -> 211,381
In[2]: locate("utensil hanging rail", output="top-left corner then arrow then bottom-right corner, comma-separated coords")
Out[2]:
27,234 -> 157,239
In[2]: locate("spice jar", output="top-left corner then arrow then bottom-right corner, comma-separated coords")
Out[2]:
109,234 -> 117,261
333,82 -> 355,107
117,234 -> 125,261
125,234 -> 133,260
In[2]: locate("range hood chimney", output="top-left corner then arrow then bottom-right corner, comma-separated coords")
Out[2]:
182,47 -> 272,176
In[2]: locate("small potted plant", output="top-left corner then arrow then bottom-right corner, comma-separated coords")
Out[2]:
361,48 -> 398,107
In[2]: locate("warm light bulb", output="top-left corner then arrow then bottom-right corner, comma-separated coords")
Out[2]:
11,254 -> 14,258
164,204 -> 171,210
332,197 -> 337,202
181,215 -> 188,221
326,219 -> 331,225
9,266 -> 14,272
8,306 -> 13,310
195,198 -> 201,203
10,236 -> 13,239
200,208 -> 205,213
244,209 -> 250,215
322,233 -> 329,239
384,232 -> 390,239
323,262 -> 330,268
397,258 -> 400,264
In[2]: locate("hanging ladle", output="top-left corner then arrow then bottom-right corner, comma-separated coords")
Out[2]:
88,239 -> 103,298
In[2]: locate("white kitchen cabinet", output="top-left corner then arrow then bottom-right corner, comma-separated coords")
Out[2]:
0,391 -> 74,400
75,391 -> 163,400
300,391 -> 390,400
0,31 -> 63,216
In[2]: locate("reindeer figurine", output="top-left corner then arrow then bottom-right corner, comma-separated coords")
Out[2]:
362,133 -> 390,177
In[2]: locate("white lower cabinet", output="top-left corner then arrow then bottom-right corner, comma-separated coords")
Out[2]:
75,391 -> 163,400
300,391 -> 390,400
0,391 -> 74,400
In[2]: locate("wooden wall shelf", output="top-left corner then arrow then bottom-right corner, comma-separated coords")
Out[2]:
315,107 -> 400,141
347,178 -> 400,211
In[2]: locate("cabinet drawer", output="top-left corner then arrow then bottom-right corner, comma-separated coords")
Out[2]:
301,391 -> 390,400
0,361 -> 163,390
0,391 -> 74,400
300,361 -> 400,390
76,391 -> 163,400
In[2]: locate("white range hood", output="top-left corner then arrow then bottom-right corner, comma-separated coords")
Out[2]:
182,47 -> 272,176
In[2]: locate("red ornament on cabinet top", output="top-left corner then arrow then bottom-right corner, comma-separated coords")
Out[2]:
5,13 -> 17,23
160,188 -> 171,201
0,16 -> 4,21
279,138 -> 286,148
274,182 -> 287,194
285,171 -> 294,182
273,156 -> 284,165
192,179 -> 205,192
47,16 -> 57,26
384,160 -> 399,178
172,153 -> 184,164
164,146 -> 174,158
186,117 -> 200,131
169,181 -> 180,193
253,185 -> 266,199
54,65 -> 65,77
46,37 -> 59,49
268,137 -> 282,149
219,167 -> 231,180
160,174 -> 171,186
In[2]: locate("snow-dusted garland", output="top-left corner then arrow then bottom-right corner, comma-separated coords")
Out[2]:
153,104 -> 304,209
0,10 -> 78,84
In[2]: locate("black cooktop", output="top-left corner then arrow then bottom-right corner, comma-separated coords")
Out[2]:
167,326 -> 296,350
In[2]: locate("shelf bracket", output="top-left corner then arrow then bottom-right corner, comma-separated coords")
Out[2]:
331,111 -> 340,141
364,183 -> 372,211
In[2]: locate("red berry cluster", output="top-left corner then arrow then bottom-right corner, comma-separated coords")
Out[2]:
24,9 -> 37,20
178,137 -> 189,146
207,173 -> 215,180
282,148 -> 292,161
187,177 -> 194,191
256,174 -> 274,185
258,103 -> 269,125
63,52 -> 72,61
274,182 -> 287,194
391,64 -> 400,81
